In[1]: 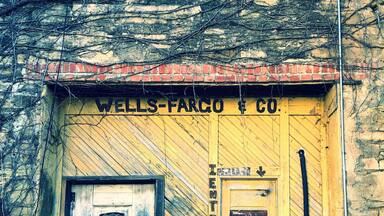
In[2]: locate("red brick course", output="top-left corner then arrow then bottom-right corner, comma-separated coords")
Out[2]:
25,63 -> 372,83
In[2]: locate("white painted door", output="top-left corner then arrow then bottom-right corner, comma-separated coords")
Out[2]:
70,184 -> 155,216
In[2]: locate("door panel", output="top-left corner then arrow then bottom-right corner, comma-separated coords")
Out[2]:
221,180 -> 277,216
218,116 -> 280,170
71,184 -> 154,216
289,116 -> 323,216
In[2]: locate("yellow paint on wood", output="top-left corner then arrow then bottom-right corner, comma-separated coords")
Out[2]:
56,96 -> 341,216
325,85 -> 344,216
221,179 -> 277,215
279,98 -> 290,216
289,115 -> 323,216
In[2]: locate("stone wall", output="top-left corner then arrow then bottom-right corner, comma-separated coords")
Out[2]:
344,65 -> 384,216
342,0 -> 384,214
0,70 -> 43,215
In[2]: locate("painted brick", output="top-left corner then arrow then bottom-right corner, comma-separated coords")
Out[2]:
129,66 -> 136,74
247,75 -> 257,82
113,65 -> 121,74
141,75 -> 150,81
217,65 -> 224,74
97,74 -> 106,81
290,74 -> 300,82
69,63 -> 77,73
161,74 -> 171,81
238,76 -> 246,82
76,63 -> 85,73
227,75 -> 236,82
135,65 -> 144,73
281,64 -> 289,74
258,75 -> 268,82
90,65 -> 97,73
223,65 -> 233,74
297,65 -> 306,74
131,75 -> 143,81
211,65 -> 217,74
194,65 -> 202,74
216,75 -> 226,82
328,64 -> 336,73
313,64 -> 320,73
172,64 -> 180,74
312,74 -> 323,80
353,73 -> 367,80
180,65 -> 187,74
149,66 -> 158,74
184,75 -> 193,82
323,74 -> 334,80
99,66 -> 111,73
173,74 -> 184,81
151,75 -> 161,82
48,64 -> 57,73
186,65 -> 196,74
301,74 -> 312,81
41,63 -> 364,83
158,65 -> 166,74
269,65 -> 276,74
203,64 -> 211,74
270,74 -> 279,81
334,73 -> 340,80
63,63 -> 69,73
305,65 -> 313,73
194,75 -> 204,82
240,68 -> 247,76
280,74 -> 289,81
84,64 -> 93,73
276,65 -> 283,74
162,64 -> 170,74
246,64 -> 254,75
322,64 -> 329,73
291,64 -> 298,74
260,66 -> 268,75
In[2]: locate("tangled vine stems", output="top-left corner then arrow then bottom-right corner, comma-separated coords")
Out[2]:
0,0 -> 383,215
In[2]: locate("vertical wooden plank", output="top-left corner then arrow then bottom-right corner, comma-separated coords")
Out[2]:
130,184 -> 155,216
279,98 -> 289,216
320,101 -> 330,216
209,113 -> 219,216
71,185 -> 94,216
289,115 -> 323,216
325,85 -> 344,216
209,113 -> 219,165
55,108 -> 68,216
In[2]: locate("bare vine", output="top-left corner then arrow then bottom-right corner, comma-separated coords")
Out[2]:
0,0 -> 383,215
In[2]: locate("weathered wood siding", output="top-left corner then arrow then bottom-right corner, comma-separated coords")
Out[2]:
64,115 -> 209,215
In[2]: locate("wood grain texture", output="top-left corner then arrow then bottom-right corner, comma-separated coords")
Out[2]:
64,115 -> 209,216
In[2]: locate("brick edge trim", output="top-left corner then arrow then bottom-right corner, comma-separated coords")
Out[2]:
24,63 -> 374,83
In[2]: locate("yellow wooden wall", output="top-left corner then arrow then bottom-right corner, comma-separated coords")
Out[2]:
65,115 -> 209,215
218,115 -> 280,171
289,115 -> 323,216
57,97 -> 341,216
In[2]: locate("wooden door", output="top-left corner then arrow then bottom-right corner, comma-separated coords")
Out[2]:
221,179 -> 277,216
70,184 -> 155,216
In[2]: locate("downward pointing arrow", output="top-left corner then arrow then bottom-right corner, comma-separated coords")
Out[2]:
256,166 -> 266,177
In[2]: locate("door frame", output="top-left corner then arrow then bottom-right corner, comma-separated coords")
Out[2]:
64,176 -> 165,216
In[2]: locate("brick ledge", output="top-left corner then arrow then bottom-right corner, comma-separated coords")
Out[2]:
24,63 -> 373,83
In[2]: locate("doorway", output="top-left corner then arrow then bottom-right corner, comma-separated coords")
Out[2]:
221,179 -> 277,216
